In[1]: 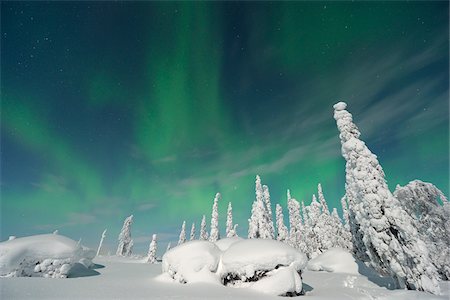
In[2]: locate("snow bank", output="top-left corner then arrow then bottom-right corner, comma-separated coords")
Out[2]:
307,248 -> 358,274
214,237 -> 243,251
162,240 -> 221,284
219,239 -> 307,296
0,234 -> 95,278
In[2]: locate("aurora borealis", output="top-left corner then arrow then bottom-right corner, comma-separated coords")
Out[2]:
1,2 -> 448,252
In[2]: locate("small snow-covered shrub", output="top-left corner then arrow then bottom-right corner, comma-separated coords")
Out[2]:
307,248 -> 358,274
219,239 -> 307,296
0,234 -> 95,278
162,240 -> 221,284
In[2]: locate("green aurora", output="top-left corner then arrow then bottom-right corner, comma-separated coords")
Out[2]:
1,2 -> 448,252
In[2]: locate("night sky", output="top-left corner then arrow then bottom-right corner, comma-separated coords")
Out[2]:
1,2 -> 448,253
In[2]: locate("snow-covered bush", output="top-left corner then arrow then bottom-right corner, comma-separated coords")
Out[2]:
162,240 -> 221,284
218,239 -> 307,296
0,234 -> 95,278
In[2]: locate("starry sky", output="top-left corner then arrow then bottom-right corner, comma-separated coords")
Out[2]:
1,2 -> 448,254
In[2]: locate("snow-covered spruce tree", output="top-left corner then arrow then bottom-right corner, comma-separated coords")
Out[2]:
178,221 -> 186,245
226,202 -> 234,238
147,234 -> 157,263
96,229 -> 107,256
189,222 -> 196,241
116,215 -> 134,256
317,183 -> 330,215
330,208 -> 352,251
263,185 -> 275,239
333,101 -> 440,293
200,215 -> 209,240
275,204 -> 289,242
305,195 -> 322,258
209,193 -> 221,242
341,196 -> 350,231
248,201 -> 259,239
287,190 -> 303,250
248,175 -> 272,239
394,180 -> 450,280
229,224 -> 238,237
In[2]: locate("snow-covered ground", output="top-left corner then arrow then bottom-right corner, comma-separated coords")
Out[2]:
1,255 -> 448,299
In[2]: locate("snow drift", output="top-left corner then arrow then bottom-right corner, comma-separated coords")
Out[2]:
0,234 -> 95,278
307,248 -> 358,274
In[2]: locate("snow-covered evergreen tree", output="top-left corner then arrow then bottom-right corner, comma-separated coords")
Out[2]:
263,185 -> 275,239
334,101 -> 440,293
394,180 -> 450,280
340,196 -> 350,231
200,215 -> 208,240
248,175 -> 272,239
317,183 -> 330,215
209,193 -> 220,242
189,222 -> 196,241
287,190 -> 303,250
226,202 -> 234,238
178,221 -> 186,245
275,204 -> 288,242
229,224 -> 238,237
305,195 -> 322,258
96,229 -> 107,256
248,201 -> 259,239
116,215 -> 134,257
147,234 -> 157,263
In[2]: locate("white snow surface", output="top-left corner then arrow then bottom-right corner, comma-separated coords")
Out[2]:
307,248 -> 359,274
1,255 -> 448,299
214,236 -> 243,251
0,234 -> 95,278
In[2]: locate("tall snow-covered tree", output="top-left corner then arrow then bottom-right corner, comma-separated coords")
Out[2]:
200,215 -> 209,240
305,195 -> 323,258
287,190 -> 303,250
334,101 -> 440,293
147,234 -> 157,263
178,221 -> 186,245
340,196 -> 350,231
394,180 -> 450,280
275,204 -> 289,242
116,215 -> 134,256
248,175 -> 272,239
96,229 -> 107,256
189,222 -> 196,241
317,183 -> 330,215
209,193 -> 221,242
263,185 -> 275,239
226,202 -> 234,238
330,208 -> 352,251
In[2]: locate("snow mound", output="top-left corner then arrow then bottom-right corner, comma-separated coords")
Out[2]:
162,240 -> 221,284
0,234 -> 95,278
219,239 -> 307,296
307,248 -> 358,274
214,237 -> 243,251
